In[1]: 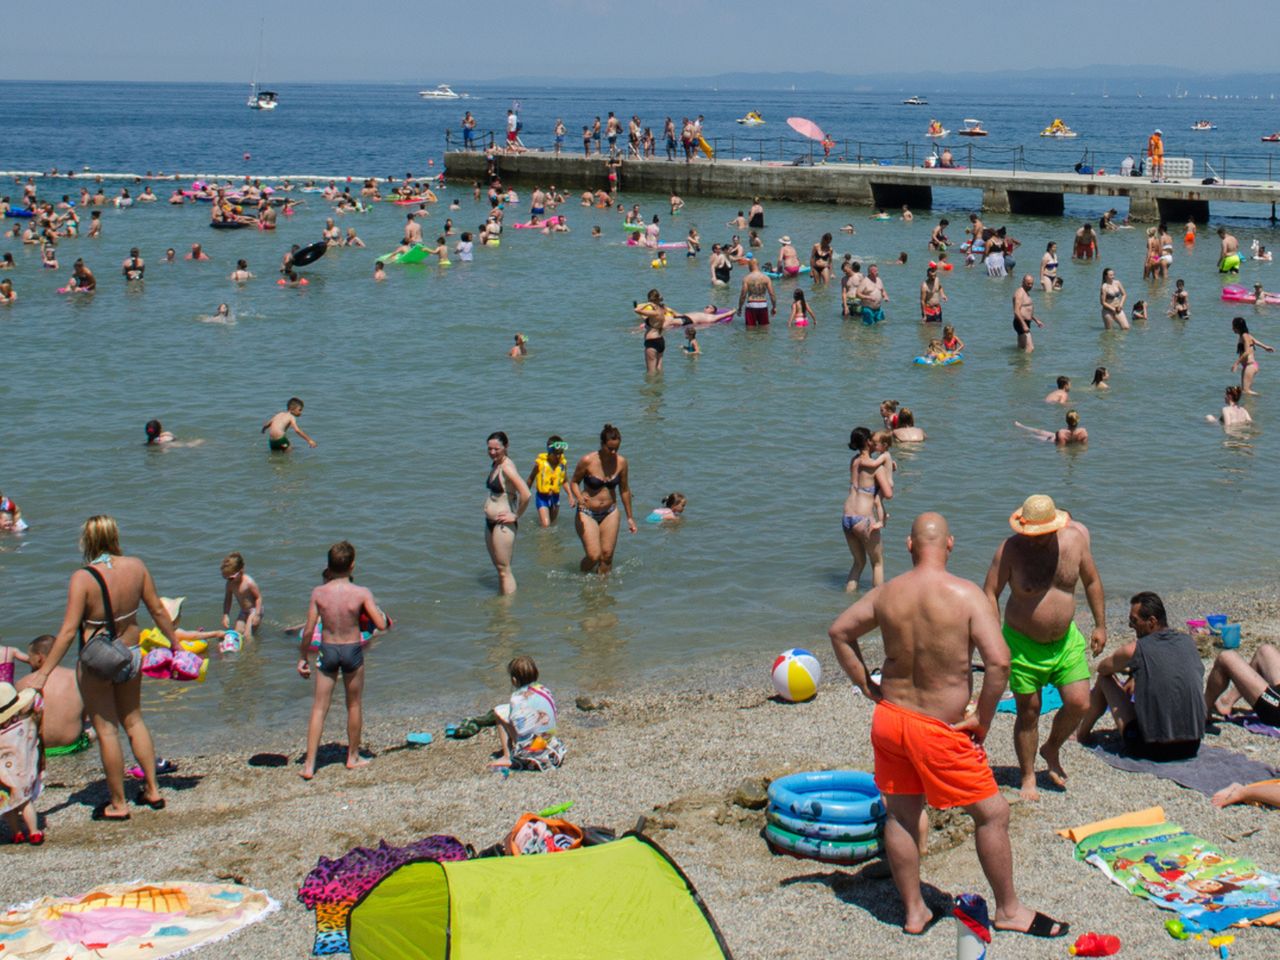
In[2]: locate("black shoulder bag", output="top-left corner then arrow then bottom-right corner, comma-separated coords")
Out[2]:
79,567 -> 135,682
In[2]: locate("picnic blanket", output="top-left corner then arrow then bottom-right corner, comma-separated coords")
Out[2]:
1085,735 -> 1276,797
1071,819 -> 1280,931
0,881 -> 278,959
297,835 -> 467,955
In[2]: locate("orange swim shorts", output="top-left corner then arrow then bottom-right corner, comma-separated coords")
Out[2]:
871,698 -> 998,809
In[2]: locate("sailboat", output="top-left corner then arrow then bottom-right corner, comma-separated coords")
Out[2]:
246,22 -> 277,110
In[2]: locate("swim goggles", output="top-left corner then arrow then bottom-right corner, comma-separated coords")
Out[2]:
548,442 -> 568,452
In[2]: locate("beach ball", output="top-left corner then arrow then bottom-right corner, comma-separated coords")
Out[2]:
771,648 -> 821,702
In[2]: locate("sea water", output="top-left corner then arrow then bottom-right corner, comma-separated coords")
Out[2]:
1,82 -> 1277,749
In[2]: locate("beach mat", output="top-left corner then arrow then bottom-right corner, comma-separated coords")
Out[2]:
1085,735 -> 1276,797
0,881 -> 278,959
1226,712 -> 1280,739
298,836 -> 467,956
995,686 -> 1062,714
1069,816 -> 1280,931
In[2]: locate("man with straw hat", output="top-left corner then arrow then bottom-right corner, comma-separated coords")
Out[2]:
983,495 -> 1107,801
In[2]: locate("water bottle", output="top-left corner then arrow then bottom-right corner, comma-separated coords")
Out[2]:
954,893 -> 992,960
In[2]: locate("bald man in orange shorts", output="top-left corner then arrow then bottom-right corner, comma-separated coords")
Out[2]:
829,513 -> 1068,940
1147,129 -> 1164,182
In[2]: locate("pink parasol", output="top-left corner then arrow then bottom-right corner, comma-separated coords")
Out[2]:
787,117 -> 827,142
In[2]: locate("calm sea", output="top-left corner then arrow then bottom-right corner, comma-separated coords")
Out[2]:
1,82 -> 1277,750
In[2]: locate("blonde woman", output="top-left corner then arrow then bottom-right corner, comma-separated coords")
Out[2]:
29,516 -> 179,821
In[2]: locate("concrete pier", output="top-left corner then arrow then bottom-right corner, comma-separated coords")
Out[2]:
445,151 -> 1280,223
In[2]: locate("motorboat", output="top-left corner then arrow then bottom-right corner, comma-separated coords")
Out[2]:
1263,133 -> 1280,143
419,84 -> 463,100
737,111 -> 765,126
248,88 -> 277,110
1190,120 -> 1217,131
926,120 -> 948,138
902,96 -> 928,106
1040,119 -> 1078,138
957,118 -> 988,137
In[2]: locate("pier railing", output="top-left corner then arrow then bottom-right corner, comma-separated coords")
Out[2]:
445,130 -> 1280,184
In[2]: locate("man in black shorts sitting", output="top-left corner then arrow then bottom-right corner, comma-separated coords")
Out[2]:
1206,643 -> 1280,727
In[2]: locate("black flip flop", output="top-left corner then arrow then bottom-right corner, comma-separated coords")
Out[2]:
997,911 -> 1069,939
91,802 -> 130,822
133,791 -> 166,810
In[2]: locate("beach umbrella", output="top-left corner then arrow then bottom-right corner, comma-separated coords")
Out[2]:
787,117 -> 826,142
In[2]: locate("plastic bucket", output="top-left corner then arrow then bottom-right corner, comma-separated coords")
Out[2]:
1186,619 -> 1208,632
1220,624 -> 1242,649
1206,614 -> 1228,635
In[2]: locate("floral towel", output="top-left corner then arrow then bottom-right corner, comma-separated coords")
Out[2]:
0,882 -> 277,959
297,836 -> 467,955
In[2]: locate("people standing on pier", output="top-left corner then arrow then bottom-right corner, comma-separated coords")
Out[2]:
1146,129 -> 1164,182
462,111 -> 476,151
663,117 -> 676,161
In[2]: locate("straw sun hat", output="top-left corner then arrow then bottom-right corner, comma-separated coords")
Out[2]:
0,682 -> 36,726
1009,494 -> 1070,536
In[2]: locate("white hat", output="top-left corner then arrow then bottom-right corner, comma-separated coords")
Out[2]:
778,236 -> 792,245
1154,129 -> 1162,135
0,682 -> 36,726
160,596 -> 185,623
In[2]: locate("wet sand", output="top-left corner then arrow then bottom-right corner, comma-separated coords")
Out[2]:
9,588 -> 1280,959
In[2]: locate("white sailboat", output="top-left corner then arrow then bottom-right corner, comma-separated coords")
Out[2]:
247,23 -> 277,110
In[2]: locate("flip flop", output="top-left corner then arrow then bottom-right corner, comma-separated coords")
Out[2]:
91,803 -> 131,822
133,791 -> 166,810
406,732 -> 433,746
996,911 -> 1069,939
449,719 -> 481,739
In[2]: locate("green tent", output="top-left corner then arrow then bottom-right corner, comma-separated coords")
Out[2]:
348,834 -> 733,960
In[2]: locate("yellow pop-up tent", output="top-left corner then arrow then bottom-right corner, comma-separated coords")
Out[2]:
348,834 -> 733,960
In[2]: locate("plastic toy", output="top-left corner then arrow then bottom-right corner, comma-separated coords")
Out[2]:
1068,932 -> 1120,956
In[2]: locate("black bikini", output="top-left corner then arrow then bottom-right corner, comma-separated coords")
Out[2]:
485,468 -> 516,531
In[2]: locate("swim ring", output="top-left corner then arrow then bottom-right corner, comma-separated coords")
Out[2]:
914,352 -> 964,366
766,807 -> 882,842
764,822 -> 882,864
623,223 -> 645,233
767,770 -> 884,824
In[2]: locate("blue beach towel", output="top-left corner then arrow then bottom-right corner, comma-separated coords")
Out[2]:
996,686 -> 1063,714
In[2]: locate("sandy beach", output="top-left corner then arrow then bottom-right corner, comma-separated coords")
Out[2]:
5,587 -> 1278,959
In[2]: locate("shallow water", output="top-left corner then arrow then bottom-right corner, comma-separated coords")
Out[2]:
2,83 -> 1279,751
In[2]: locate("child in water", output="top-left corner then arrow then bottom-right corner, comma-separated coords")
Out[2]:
789,288 -> 816,327
1168,279 -> 1190,319
651,251 -> 667,269
647,492 -> 688,523
221,551 -> 264,640
526,436 -> 572,526
683,324 -> 700,355
262,397 -> 317,451
509,333 -> 528,358
1131,300 -> 1148,323
1092,366 -> 1110,390
686,228 -> 700,256
144,420 -> 174,445
925,338 -> 949,362
941,324 -> 965,353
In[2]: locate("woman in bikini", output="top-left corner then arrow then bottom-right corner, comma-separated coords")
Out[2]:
27,515 -> 180,821
1233,316 -> 1275,396
1039,241 -> 1059,291
571,423 -> 637,575
809,233 -> 834,286
484,432 -> 531,596
635,288 -> 673,374
842,427 -> 894,592
1099,267 -> 1129,330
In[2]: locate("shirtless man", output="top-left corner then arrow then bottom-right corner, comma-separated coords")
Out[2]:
856,265 -> 888,324
1217,227 -> 1240,274
1044,376 -> 1070,404
983,495 -> 1106,801
18,635 -> 87,750
919,263 -> 946,323
1072,223 -> 1098,260
298,541 -> 388,780
1012,275 -> 1044,353
830,513 -> 1069,940
229,259 -> 253,282
842,259 -> 864,318
121,247 -> 144,281
403,212 -> 423,246
736,259 -> 776,327
186,243 -> 210,261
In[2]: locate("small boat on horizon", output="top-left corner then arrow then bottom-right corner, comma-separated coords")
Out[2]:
1263,133 -> 1280,143
1190,120 -> 1217,131
902,95 -> 928,106
1040,119 -> 1078,138
956,118 -> 988,137
737,111 -> 766,126
246,20 -> 276,110
419,84 -> 464,100
926,119 -> 948,138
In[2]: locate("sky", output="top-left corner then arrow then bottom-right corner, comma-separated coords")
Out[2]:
4,0 -> 1274,83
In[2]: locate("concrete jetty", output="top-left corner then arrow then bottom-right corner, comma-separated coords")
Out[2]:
445,150 -> 1280,223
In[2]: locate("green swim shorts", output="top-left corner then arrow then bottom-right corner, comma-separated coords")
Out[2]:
45,731 -> 92,757
269,434 -> 291,451
1002,621 -> 1091,695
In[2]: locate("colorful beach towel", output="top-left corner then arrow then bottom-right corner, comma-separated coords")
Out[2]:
1085,737 -> 1276,797
0,715 -> 43,816
298,835 -> 467,955
995,686 -> 1063,714
1073,820 -> 1280,931
1226,712 -> 1280,739
0,881 -> 278,959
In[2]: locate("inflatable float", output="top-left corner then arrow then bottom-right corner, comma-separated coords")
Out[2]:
1222,284 -> 1280,304
209,220 -> 250,229
737,112 -> 765,126
392,196 -> 430,206
914,352 -> 964,366
764,265 -> 810,279
377,243 -> 430,264
3,209 -> 34,219
512,216 -> 562,229
622,222 -> 645,233
626,237 -> 687,250
291,241 -> 328,267
764,770 -> 884,865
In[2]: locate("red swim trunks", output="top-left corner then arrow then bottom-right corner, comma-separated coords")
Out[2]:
744,306 -> 770,326
871,698 -> 997,809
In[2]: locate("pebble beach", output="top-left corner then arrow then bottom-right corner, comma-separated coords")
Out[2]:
9,587 -> 1280,959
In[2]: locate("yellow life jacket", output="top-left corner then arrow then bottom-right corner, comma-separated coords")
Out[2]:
534,452 -> 565,495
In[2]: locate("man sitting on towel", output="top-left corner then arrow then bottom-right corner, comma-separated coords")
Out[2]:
1076,591 -> 1204,760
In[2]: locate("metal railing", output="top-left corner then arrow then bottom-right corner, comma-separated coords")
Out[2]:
445,130 -> 1280,184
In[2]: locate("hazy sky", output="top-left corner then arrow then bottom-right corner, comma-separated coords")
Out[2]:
4,0 -> 1272,83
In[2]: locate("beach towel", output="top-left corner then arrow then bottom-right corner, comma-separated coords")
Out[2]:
0,881 -> 278,959
298,836 -> 467,956
1225,712 -> 1280,739
995,686 -> 1063,714
0,715 -> 42,816
1085,736 -> 1276,797
1072,819 -> 1280,931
